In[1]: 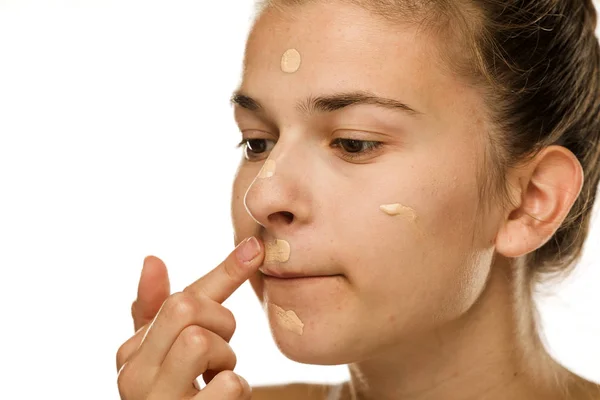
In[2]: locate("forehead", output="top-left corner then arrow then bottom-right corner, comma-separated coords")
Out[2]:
241,2 -> 453,117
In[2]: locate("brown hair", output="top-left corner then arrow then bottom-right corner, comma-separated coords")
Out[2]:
256,0 -> 600,287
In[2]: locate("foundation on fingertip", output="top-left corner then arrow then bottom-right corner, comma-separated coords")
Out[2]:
258,159 -> 276,179
280,48 -> 301,73
380,203 -> 418,221
271,303 -> 304,335
264,239 -> 291,263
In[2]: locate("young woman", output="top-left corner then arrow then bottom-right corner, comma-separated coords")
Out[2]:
116,0 -> 600,398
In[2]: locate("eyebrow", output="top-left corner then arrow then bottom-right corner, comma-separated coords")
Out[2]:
230,90 -> 423,116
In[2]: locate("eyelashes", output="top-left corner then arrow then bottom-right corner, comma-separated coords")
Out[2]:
236,138 -> 383,162
236,138 -> 275,160
330,138 -> 383,161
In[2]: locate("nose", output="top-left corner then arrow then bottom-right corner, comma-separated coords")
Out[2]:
243,140 -> 312,234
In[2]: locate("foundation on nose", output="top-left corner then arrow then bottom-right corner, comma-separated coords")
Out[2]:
280,48 -> 301,73
258,159 -> 276,179
380,203 -> 418,221
264,239 -> 291,263
271,303 -> 304,335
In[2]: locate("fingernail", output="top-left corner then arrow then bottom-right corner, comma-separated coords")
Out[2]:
236,237 -> 260,264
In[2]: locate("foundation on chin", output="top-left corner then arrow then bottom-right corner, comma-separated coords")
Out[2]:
280,48 -> 301,73
258,159 -> 276,179
271,303 -> 304,335
264,239 -> 291,263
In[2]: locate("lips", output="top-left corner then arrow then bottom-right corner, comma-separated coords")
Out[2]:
259,235 -> 338,279
259,266 -> 337,279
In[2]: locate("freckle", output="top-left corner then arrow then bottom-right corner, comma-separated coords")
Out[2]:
379,203 -> 418,221
258,159 -> 276,179
281,48 -> 301,73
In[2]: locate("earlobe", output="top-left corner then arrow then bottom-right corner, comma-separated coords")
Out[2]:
494,145 -> 584,259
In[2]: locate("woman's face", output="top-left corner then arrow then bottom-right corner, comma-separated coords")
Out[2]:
231,1 -> 502,364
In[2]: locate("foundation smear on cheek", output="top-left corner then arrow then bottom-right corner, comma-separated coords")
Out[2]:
380,203 -> 418,221
280,48 -> 301,73
271,303 -> 304,335
264,239 -> 291,263
258,159 -> 276,179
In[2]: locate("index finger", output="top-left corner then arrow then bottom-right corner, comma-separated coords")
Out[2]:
184,236 -> 264,304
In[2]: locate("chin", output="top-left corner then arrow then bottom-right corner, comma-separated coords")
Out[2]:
265,304 -> 365,365
270,327 -> 350,365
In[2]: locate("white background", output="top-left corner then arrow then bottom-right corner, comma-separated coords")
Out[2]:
0,1 -> 599,399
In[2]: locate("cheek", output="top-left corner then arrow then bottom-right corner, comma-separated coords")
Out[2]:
343,156 -> 489,324
409,165 -> 486,295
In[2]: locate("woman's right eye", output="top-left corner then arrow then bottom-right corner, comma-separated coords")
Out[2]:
236,139 -> 276,161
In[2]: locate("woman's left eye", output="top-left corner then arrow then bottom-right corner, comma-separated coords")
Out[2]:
330,138 -> 383,161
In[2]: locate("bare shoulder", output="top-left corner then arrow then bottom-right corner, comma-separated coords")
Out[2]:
251,382 -> 339,400
568,378 -> 600,400
552,370 -> 600,400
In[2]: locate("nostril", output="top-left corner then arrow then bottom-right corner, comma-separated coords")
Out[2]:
268,211 -> 294,225
281,211 -> 294,223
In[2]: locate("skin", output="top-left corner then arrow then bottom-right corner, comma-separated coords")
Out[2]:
116,239 -> 264,399
231,2 -> 598,399
116,1 -> 600,399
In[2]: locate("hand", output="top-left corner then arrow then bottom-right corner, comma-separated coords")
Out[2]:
116,237 -> 264,399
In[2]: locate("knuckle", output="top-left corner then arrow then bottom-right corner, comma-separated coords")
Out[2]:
181,325 -> 211,354
116,348 -> 127,369
116,340 -> 135,370
223,259 -> 240,281
223,308 -> 237,340
164,292 -> 198,321
116,363 -> 136,397
219,371 -> 246,397
188,289 -> 210,311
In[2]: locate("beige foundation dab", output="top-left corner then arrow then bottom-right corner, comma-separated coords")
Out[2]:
271,303 -> 304,335
379,203 -> 417,221
264,239 -> 291,263
280,48 -> 301,73
258,159 -> 276,179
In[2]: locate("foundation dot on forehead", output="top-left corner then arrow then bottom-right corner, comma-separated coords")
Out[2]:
280,48 -> 301,73
258,159 -> 276,179
380,203 -> 418,221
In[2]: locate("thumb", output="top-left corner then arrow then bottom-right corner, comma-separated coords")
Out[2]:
131,255 -> 171,332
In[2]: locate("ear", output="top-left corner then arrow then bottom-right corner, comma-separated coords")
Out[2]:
495,145 -> 584,258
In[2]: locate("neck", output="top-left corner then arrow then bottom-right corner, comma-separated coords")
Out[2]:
342,256 -> 570,400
